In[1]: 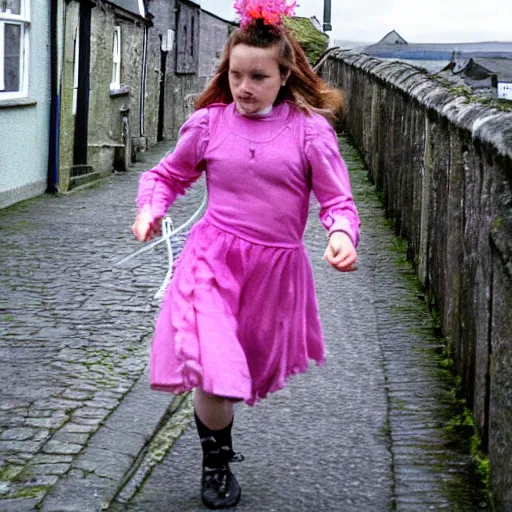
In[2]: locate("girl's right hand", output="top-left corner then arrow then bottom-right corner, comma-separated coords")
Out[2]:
132,209 -> 161,242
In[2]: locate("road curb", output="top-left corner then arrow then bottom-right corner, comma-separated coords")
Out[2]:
39,369 -> 178,511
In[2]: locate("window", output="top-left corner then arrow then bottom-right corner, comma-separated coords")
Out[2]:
0,0 -> 30,99
110,26 -> 121,91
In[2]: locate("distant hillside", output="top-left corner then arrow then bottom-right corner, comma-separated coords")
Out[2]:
363,41 -> 512,61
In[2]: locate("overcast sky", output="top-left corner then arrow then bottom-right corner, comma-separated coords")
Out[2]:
201,0 -> 512,44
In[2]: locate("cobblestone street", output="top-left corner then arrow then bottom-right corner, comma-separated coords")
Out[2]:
0,140 -> 489,511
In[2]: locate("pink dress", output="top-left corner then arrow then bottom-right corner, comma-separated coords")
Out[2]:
136,101 -> 360,405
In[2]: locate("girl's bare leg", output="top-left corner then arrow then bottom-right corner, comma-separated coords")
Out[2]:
194,387 -> 234,430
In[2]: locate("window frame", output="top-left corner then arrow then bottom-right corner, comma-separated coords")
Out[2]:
110,26 -> 121,91
0,0 -> 30,100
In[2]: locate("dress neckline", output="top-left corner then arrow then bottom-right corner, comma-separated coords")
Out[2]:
231,101 -> 291,123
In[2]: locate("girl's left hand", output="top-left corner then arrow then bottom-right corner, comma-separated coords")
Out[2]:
324,231 -> 358,272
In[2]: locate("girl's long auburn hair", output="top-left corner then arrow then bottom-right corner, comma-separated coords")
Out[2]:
195,21 -> 344,122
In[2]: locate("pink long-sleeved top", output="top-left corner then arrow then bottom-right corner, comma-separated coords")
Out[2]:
136,101 -> 360,248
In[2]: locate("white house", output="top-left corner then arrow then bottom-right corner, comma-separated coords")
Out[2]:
498,82 -> 512,100
0,0 -> 52,208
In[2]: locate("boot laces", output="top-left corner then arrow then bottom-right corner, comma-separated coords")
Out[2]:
203,447 -> 244,497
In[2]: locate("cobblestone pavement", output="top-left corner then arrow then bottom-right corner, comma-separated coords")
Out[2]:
0,144 -> 204,510
1,139 -> 489,511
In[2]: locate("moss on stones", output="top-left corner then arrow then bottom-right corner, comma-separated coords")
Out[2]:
8,485 -> 48,499
346,130 -> 492,500
283,17 -> 328,64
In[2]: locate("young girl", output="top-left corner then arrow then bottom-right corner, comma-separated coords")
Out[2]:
132,1 -> 360,508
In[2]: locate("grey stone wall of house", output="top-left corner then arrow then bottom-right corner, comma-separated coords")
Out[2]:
146,0 -> 192,141
142,0 -> 172,146
176,2 -> 200,75
198,11 -> 234,87
88,6 -> 145,174
320,50 -> 512,511
58,2 -> 148,191
57,0 -> 234,194
146,2 -> 234,141
58,1 -> 79,192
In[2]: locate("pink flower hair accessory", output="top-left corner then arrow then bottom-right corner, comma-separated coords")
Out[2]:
234,0 -> 297,28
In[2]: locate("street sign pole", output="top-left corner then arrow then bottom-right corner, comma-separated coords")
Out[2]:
323,0 -> 332,32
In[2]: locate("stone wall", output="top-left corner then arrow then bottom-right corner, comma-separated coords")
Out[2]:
88,7 -> 145,173
57,0 -> 79,192
164,8 -> 234,136
58,2 -> 148,191
320,51 -> 512,511
198,10 -> 234,89
56,1 -> 233,193
146,3 -> 234,141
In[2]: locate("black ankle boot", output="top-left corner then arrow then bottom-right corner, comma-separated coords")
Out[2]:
200,436 -> 242,510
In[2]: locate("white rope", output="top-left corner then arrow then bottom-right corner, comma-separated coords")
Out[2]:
114,190 -> 208,299
153,217 -> 175,300
114,190 -> 208,267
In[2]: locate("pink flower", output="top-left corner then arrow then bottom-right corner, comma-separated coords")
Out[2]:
234,0 -> 296,27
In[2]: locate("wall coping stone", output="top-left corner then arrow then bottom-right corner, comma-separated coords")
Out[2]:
329,50 -> 512,161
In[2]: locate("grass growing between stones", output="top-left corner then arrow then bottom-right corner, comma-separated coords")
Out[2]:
112,392 -> 195,506
392,233 -> 491,501
382,215 -> 492,504
342,134 -> 492,508
432,340 -> 491,497
8,485 -> 48,499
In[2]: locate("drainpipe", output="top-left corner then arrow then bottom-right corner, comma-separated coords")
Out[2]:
140,22 -> 147,142
47,0 -> 59,193
139,8 -> 154,150
323,0 -> 332,32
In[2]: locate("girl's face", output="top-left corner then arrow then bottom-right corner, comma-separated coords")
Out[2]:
228,43 -> 289,116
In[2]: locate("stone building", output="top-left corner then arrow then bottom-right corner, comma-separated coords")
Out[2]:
146,1 -> 236,140
58,0 -> 236,192
0,0 -> 240,203
443,57 -> 512,100
58,0 -> 150,191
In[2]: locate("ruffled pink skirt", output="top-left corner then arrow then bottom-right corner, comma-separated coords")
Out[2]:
149,220 -> 324,406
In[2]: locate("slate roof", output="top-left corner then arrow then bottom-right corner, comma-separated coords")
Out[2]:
469,58 -> 512,82
377,30 -> 407,45
448,57 -> 512,83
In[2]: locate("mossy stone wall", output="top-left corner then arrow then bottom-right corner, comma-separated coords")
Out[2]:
320,50 -> 512,512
